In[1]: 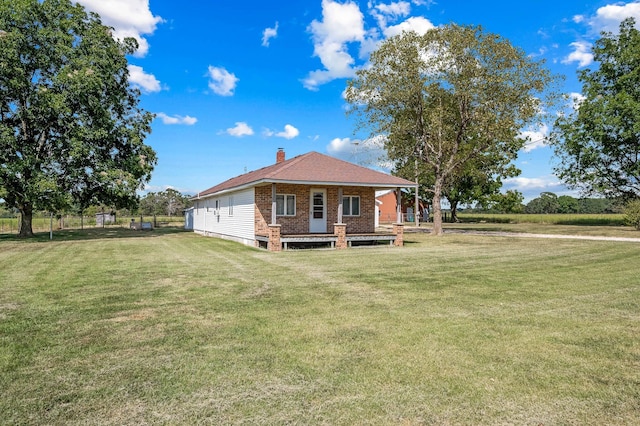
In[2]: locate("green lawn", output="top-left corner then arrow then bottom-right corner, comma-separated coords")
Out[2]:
1,228 -> 639,424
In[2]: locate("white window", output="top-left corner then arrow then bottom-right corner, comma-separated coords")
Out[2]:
343,196 -> 360,216
276,194 -> 296,216
228,196 -> 234,216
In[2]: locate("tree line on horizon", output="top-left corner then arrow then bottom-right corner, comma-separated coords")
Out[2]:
468,192 -> 621,215
0,189 -> 193,219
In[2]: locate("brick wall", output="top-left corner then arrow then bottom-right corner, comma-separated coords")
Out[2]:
255,186 -> 270,236
335,186 -> 375,234
254,184 -> 375,235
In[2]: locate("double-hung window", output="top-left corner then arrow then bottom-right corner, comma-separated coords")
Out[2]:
276,194 -> 296,216
343,195 -> 360,216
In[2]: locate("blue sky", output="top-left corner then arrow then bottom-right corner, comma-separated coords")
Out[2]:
77,0 -> 640,202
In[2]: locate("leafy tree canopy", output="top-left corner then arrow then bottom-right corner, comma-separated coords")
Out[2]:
139,189 -> 193,216
346,24 -> 558,235
0,0 -> 157,237
523,192 -> 617,214
524,192 -> 559,214
478,190 -> 524,214
551,17 -> 640,201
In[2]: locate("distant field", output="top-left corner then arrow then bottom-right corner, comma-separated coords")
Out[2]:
1,227 -> 638,424
457,212 -> 625,226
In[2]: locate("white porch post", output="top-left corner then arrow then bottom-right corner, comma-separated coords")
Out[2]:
396,187 -> 402,223
337,187 -> 343,224
271,183 -> 277,225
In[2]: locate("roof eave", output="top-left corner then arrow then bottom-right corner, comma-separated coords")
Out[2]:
193,178 -> 417,200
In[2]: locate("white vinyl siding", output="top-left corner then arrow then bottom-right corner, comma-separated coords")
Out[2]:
192,188 -> 255,244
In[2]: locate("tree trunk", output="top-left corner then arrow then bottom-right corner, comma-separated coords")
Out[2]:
450,200 -> 459,223
18,203 -> 34,238
432,178 -> 444,236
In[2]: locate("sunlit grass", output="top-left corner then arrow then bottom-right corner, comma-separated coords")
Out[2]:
1,228 -> 639,424
457,212 -> 625,226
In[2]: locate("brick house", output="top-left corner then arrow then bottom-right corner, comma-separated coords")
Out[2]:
191,149 -> 417,251
376,189 -> 429,224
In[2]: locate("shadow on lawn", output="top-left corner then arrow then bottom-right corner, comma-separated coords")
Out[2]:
0,226 -> 188,243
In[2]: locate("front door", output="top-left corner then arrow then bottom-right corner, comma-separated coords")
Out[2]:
309,188 -> 327,233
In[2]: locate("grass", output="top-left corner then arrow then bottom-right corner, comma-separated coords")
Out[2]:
457,212 -> 625,226
1,227 -> 639,424
432,213 -> 635,239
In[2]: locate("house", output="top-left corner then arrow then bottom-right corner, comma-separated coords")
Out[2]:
376,189 -> 429,224
191,149 -> 417,251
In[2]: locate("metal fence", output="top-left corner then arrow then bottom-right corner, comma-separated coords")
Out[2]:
0,215 -> 185,235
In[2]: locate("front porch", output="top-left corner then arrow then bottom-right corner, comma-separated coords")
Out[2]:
255,223 -> 405,251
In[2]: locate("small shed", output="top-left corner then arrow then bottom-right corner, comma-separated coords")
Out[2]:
95,212 -> 115,226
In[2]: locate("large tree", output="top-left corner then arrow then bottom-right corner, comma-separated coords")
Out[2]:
551,18 -> 640,201
346,25 -> 557,235
394,153 -> 519,222
0,0 -> 156,237
139,189 -> 192,216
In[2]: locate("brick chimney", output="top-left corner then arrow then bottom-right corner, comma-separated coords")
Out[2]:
276,148 -> 285,164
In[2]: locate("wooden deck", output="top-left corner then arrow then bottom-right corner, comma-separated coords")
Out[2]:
255,232 -> 397,250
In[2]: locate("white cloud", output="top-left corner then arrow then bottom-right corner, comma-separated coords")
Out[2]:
262,22 -> 279,47
76,0 -> 163,57
563,3 -> 640,71
128,65 -> 162,93
383,15 -> 435,38
226,122 -> 254,137
156,113 -> 197,125
562,41 -> 593,67
504,176 -> 558,191
302,0 -> 437,89
589,2 -> 640,33
275,124 -> 300,139
327,135 -> 391,168
520,123 -> 550,152
263,124 -> 300,139
207,66 -> 239,96
376,1 -> 411,16
569,92 -> 586,109
303,0 -> 367,90
371,1 -> 411,29
327,137 -> 355,155
501,175 -> 579,202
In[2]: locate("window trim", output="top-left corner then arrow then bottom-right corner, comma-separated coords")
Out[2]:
343,195 -> 360,217
276,193 -> 296,216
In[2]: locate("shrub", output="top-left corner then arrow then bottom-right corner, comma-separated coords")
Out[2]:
623,199 -> 640,230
